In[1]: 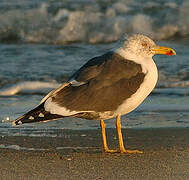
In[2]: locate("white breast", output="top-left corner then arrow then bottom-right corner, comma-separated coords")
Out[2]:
114,57 -> 158,116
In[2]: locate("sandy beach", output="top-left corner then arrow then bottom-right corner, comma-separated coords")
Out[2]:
0,0 -> 189,180
0,128 -> 189,179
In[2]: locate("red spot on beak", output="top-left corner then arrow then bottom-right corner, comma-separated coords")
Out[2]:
166,50 -> 175,56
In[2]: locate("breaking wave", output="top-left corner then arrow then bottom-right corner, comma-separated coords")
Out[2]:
0,0 -> 189,44
0,80 -> 188,97
0,81 -> 60,96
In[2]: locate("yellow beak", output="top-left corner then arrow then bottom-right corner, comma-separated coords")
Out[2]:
152,46 -> 176,56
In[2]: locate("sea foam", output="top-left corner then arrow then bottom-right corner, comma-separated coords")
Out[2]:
0,81 -> 60,96
0,0 -> 188,44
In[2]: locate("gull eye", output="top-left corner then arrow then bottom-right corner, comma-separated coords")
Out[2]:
141,42 -> 147,47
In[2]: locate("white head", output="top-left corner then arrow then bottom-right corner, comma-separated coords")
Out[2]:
121,34 -> 176,58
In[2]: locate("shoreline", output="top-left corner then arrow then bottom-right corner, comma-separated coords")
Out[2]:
0,128 -> 189,179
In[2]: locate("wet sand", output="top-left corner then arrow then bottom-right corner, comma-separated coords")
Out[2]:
0,128 -> 189,179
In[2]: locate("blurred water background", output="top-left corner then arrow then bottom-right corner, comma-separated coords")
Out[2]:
0,0 -> 188,137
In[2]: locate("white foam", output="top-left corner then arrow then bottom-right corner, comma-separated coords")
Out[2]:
131,14 -> 153,36
158,81 -> 189,88
0,144 -> 98,151
111,2 -> 131,14
0,144 -> 48,151
56,147 -> 97,150
0,81 -> 60,96
0,1 -> 188,44
179,1 -> 189,36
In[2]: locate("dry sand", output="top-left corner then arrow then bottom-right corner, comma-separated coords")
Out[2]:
0,128 -> 189,180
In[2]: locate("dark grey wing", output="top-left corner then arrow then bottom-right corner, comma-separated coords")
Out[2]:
52,52 -> 146,113
68,51 -> 114,83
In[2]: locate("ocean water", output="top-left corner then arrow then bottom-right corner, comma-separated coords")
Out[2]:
0,0 -> 189,137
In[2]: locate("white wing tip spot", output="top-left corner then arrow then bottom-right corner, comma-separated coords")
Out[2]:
29,116 -> 34,120
17,120 -> 22,125
39,113 -> 45,117
12,120 -> 22,126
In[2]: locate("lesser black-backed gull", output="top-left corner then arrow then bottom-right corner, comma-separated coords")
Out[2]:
12,34 -> 176,153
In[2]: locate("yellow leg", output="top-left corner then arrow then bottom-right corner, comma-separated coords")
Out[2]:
116,115 -> 143,154
100,120 -> 117,153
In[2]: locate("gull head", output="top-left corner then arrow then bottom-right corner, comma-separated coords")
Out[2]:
122,34 -> 176,58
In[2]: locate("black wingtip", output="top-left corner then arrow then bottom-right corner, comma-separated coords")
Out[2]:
12,103 -> 64,126
12,120 -> 19,126
12,115 -> 25,126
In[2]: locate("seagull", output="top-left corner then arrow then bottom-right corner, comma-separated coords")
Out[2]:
12,34 -> 176,153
